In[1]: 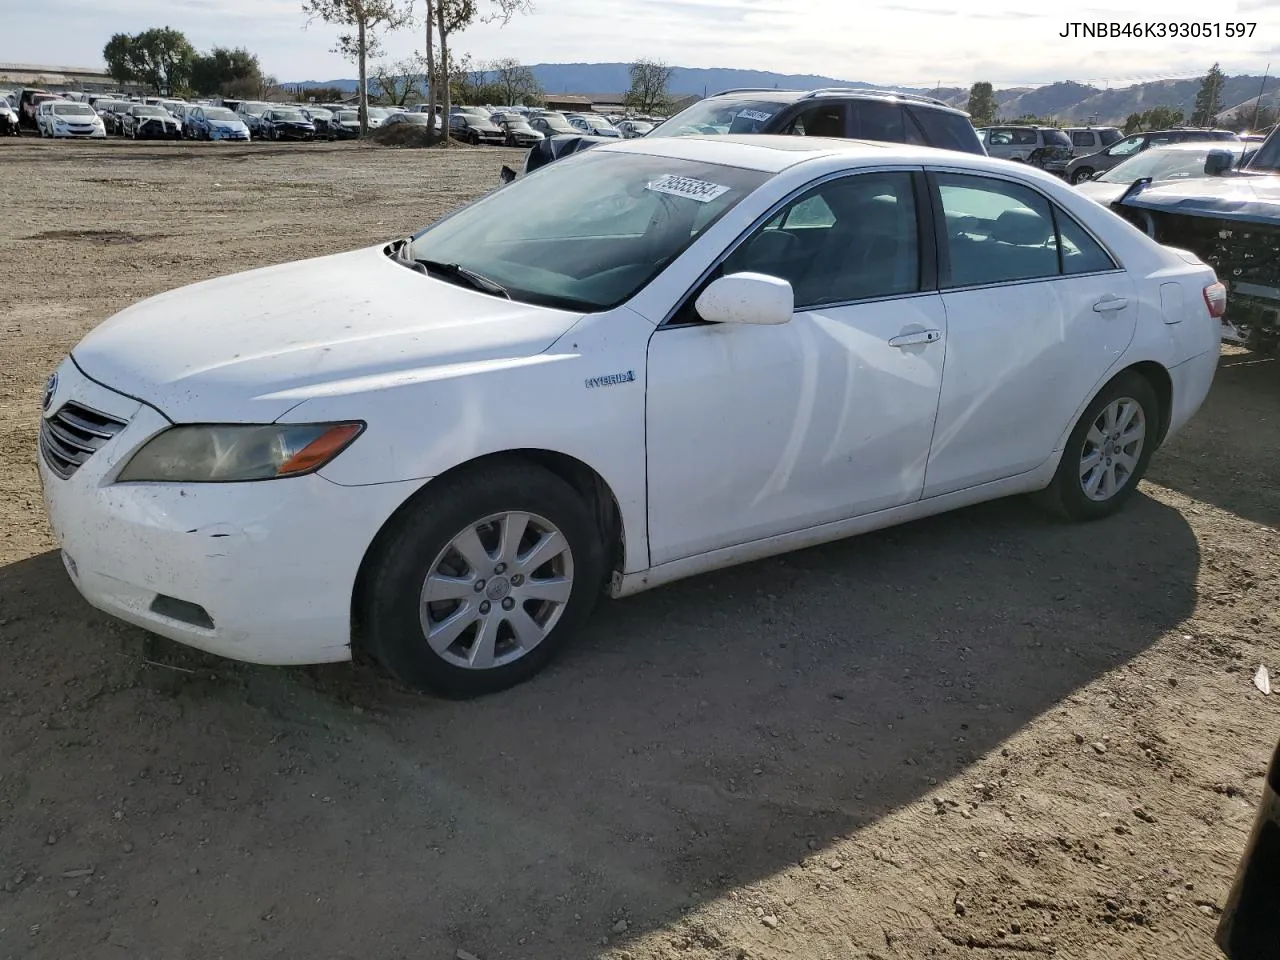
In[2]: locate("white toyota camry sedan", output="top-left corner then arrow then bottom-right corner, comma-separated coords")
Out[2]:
39,136 -> 1223,696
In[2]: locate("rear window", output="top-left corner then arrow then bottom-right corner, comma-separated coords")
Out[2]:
1041,129 -> 1071,147
908,107 -> 984,154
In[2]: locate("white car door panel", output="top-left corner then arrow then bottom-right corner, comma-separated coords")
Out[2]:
922,171 -> 1138,498
645,169 -> 944,566
646,297 -> 947,565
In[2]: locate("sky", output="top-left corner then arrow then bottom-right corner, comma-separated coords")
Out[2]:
3,0 -> 1279,88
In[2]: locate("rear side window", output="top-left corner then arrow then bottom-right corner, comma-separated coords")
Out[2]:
934,173 -> 1115,287
1041,129 -> 1071,147
910,107 -> 984,153
785,104 -> 847,138
1012,128 -> 1039,145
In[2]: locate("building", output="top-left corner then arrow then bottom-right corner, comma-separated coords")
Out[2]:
0,62 -> 139,94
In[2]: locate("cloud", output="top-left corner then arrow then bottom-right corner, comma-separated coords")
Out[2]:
4,0 -> 1277,87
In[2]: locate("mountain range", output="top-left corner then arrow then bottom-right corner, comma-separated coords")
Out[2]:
286,63 -> 1278,125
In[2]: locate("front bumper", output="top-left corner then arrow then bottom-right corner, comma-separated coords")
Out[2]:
38,359 -> 424,666
135,121 -> 181,139
210,127 -> 250,141
273,127 -> 315,140
52,128 -> 107,138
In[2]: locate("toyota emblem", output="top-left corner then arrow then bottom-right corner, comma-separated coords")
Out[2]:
42,373 -> 57,413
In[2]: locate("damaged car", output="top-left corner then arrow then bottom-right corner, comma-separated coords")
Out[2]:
1110,166 -> 1280,356
122,104 -> 182,140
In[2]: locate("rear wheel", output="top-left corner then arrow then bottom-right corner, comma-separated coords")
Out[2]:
1035,372 -> 1160,521
1070,167 -> 1095,184
360,461 -> 606,697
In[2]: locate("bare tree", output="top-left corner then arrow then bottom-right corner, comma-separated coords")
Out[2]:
435,0 -> 533,144
373,56 -> 427,105
625,58 -> 674,114
491,57 -> 542,106
302,0 -> 413,135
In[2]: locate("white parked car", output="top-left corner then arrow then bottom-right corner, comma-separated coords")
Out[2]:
39,137 -> 1223,696
37,100 -> 106,138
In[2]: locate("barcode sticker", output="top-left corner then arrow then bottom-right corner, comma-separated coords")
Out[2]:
646,174 -> 731,203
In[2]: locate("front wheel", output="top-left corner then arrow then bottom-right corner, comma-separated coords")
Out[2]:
1070,167 -> 1094,185
1035,372 -> 1160,521
469,131 -> 480,145
360,460 -> 606,697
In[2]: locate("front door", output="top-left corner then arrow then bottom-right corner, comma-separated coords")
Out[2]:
922,170 -> 1138,497
645,170 -> 947,565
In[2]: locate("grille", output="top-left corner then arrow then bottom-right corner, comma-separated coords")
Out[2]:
39,402 -> 129,480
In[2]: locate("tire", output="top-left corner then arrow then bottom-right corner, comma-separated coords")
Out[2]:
360,460 -> 606,698
1035,371 -> 1160,521
1070,167 -> 1094,185
469,130 -> 480,145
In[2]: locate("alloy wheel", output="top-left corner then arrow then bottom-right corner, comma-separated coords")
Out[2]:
420,511 -> 575,670
1079,397 -> 1145,502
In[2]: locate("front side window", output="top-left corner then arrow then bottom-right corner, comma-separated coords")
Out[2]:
721,171 -> 920,308
936,173 -> 1115,287
848,101 -> 905,142
408,151 -> 767,311
784,104 -> 846,138
1246,128 -> 1280,171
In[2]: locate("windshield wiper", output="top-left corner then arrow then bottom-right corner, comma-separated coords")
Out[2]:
413,258 -> 510,299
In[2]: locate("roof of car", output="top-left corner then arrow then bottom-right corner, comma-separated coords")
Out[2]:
704,87 -> 969,117
595,134 -> 1004,174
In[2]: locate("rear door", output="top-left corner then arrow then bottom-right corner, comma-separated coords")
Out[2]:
921,170 -> 1137,497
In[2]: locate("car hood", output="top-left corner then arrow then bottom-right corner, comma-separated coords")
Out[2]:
72,245 -> 585,423
1073,180 -> 1127,205
1113,175 -> 1280,226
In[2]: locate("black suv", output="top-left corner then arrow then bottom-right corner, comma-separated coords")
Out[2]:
648,87 -> 983,153
507,87 -> 984,181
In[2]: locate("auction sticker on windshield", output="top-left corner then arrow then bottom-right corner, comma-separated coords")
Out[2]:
737,109 -> 773,122
646,174 -> 731,203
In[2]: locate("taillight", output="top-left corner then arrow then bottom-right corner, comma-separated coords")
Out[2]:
1203,281 -> 1227,319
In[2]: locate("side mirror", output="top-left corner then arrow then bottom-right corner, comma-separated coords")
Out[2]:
695,272 -> 793,325
1204,150 -> 1234,176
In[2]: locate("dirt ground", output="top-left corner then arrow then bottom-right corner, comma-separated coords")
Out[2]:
1,138 -> 1278,960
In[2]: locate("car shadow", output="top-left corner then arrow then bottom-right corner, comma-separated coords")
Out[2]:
1148,348 -> 1280,529
0,489 -> 1200,959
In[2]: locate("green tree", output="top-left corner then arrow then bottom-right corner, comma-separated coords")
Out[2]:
625,59 -> 674,114
189,46 -> 263,97
491,57 -> 541,106
131,27 -> 197,94
1190,62 -> 1226,127
103,33 -> 138,87
1124,105 -> 1185,133
302,0 -> 414,135
966,80 -> 997,126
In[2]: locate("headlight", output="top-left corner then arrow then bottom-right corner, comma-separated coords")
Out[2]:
117,422 -> 363,483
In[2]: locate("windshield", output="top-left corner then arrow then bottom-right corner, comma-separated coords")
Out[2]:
243,102 -> 270,115
53,103 -> 96,117
542,118 -> 576,133
401,114 -> 431,124
1099,145 -> 1243,183
407,151 -> 767,311
307,108 -> 332,119
1247,129 -> 1280,172
338,111 -> 358,121
273,109 -> 306,121
367,107 -> 389,118
649,98 -> 787,137
135,107 -> 165,117
204,108 -> 238,122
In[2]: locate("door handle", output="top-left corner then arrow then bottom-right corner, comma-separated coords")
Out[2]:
888,329 -> 942,348
1093,295 -> 1129,313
